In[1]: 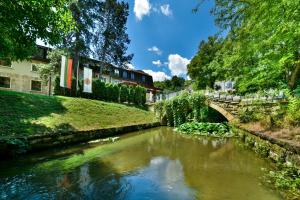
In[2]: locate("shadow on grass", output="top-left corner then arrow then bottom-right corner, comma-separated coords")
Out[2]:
0,90 -> 76,137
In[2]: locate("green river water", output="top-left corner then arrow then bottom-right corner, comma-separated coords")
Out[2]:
0,127 -> 282,200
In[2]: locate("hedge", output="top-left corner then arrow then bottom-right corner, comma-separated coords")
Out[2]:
54,76 -> 147,105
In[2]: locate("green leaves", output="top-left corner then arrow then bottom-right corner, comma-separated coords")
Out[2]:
0,0 -> 74,60
176,122 -> 234,137
154,91 -> 207,127
193,0 -> 300,92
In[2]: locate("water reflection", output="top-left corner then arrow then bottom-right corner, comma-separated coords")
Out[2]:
0,127 -> 281,200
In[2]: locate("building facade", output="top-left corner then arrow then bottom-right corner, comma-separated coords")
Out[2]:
0,46 -> 50,95
0,46 -> 160,101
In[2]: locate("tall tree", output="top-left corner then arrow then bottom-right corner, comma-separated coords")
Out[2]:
194,0 -> 300,92
188,36 -> 223,89
61,0 -> 98,65
0,0 -> 74,60
154,76 -> 186,92
93,0 -> 133,68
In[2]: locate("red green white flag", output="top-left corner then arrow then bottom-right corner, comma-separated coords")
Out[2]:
60,55 -> 73,89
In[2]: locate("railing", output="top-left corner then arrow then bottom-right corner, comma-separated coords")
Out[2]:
204,91 -> 286,104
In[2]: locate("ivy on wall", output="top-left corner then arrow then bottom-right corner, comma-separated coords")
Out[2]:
154,91 -> 208,127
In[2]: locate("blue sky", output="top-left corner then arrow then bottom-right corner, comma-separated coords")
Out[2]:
125,0 -> 218,81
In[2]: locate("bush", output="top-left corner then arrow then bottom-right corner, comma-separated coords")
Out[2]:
154,91 -> 207,127
128,86 -> 135,104
176,122 -> 233,137
134,86 -> 147,105
53,77 -> 146,105
92,79 -> 106,100
119,84 -> 129,103
286,96 -> 300,125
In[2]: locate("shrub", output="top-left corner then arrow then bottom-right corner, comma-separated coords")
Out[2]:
92,79 -> 106,100
128,86 -> 135,104
53,78 -> 146,105
119,84 -> 129,103
176,122 -> 233,137
154,91 -> 207,127
286,96 -> 300,125
133,86 -> 146,105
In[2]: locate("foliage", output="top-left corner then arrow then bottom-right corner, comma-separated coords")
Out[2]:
286,96 -> 300,126
133,86 -> 147,106
0,0 -> 74,60
238,107 -> 265,123
128,86 -> 135,104
188,36 -> 223,89
0,90 -> 156,137
193,0 -> 300,92
176,122 -> 234,137
154,91 -> 208,127
37,49 -> 67,84
266,164 -> 300,199
154,101 -> 165,122
154,76 -> 186,92
119,84 -> 129,103
54,78 -> 146,105
92,79 -> 107,100
93,0 -> 133,67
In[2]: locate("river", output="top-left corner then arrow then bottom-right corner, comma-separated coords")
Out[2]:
0,127 -> 281,200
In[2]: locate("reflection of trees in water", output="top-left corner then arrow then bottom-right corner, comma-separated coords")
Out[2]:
0,127 -> 276,200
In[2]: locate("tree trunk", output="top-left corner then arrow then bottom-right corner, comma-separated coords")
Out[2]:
288,59 -> 300,89
48,75 -> 52,96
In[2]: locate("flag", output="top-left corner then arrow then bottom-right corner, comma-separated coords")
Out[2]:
83,67 -> 93,93
60,55 -> 73,89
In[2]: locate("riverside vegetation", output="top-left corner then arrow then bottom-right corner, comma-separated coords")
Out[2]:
154,91 -> 300,199
0,90 -> 156,137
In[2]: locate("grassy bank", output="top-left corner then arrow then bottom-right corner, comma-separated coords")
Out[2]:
0,90 -> 157,137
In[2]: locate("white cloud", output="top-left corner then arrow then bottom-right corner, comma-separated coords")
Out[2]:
134,0 -> 151,21
160,4 -> 172,17
168,54 -> 190,76
148,46 -> 162,55
143,70 -> 171,81
126,63 -> 135,69
152,60 -> 163,67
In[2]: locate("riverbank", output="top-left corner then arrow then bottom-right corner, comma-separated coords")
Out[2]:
0,90 -> 157,136
0,90 -> 159,157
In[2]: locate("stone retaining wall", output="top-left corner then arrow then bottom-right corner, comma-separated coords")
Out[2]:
233,126 -> 300,168
0,122 -> 161,159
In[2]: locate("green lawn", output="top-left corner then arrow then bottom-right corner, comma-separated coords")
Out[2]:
0,90 -> 157,137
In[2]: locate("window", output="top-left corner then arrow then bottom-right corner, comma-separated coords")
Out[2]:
142,75 -> 146,82
0,76 -> 10,88
31,80 -> 42,91
131,73 -> 135,80
0,59 -> 11,67
114,69 -> 119,76
123,71 -> 127,79
100,77 -> 107,83
31,64 -> 38,72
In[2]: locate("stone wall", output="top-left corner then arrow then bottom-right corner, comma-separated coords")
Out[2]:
0,122 -> 161,159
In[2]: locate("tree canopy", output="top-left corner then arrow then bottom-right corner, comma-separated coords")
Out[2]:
154,76 -> 186,92
192,0 -> 300,93
0,0 -> 74,60
187,36 -> 223,89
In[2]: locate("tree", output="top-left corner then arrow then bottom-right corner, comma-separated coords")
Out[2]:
154,76 -> 186,91
194,0 -> 300,92
37,49 -> 67,95
93,0 -> 133,68
61,0 -> 98,67
187,36 -> 223,89
0,0 -> 74,60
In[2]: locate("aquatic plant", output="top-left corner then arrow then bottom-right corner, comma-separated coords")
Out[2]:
176,122 -> 234,137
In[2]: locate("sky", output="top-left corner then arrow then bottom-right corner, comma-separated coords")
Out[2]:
125,0 -> 218,81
